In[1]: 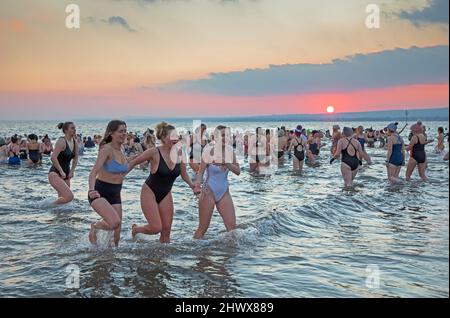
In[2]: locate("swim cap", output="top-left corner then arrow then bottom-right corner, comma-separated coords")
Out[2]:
294,125 -> 302,137
343,127 -> 353,137
411,123 -> 422,133
386,123 -> 398,132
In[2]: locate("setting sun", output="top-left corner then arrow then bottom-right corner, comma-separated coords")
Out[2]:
327,105 -> 335,113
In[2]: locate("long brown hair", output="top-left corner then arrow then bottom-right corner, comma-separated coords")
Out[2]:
100,120 -> 127,148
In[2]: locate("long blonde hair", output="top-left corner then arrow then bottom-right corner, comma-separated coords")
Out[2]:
156,122 -> 175,141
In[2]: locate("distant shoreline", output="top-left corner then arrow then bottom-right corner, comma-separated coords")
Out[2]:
0,107 -> 448,122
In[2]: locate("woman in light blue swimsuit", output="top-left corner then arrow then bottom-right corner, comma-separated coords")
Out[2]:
193,125 -> 241,239
88,120 -> 129,247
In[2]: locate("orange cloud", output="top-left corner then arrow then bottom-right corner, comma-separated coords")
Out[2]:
0,19 -> 29,33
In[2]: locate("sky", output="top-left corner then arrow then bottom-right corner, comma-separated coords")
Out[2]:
0,0 -> 448,120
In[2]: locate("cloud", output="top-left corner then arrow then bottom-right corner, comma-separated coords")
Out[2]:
83,15 -> 136,32
107,16 -> 136,32
157,45 -> 449,96
399,0 -> 449,26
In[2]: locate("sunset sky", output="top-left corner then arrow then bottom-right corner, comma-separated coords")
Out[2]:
0,0 -> 448,119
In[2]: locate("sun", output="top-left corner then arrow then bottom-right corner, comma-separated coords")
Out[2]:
326,105 -> 335,113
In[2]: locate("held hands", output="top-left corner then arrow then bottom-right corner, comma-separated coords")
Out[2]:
129,154 -> 139,161
88,190 -> 100,200
60,171 -> 67,179
192,183 -> 202,196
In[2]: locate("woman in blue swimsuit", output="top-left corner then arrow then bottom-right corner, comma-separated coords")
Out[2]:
8,136 -> 21,165
385,123 -> 405,183
88,120 -> 129,247
193,125 -> 241,239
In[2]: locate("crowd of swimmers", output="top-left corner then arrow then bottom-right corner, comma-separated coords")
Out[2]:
0,120 -> 448,247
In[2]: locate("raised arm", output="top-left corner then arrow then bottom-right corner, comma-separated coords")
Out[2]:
398,124 -> 408,135
127,148 -> 155,173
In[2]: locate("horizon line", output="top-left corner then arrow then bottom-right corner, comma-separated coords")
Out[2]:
0,107 -> 448,122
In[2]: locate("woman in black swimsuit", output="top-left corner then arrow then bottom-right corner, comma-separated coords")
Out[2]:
128,122 -> 197,243
331,127 -> 364,187
48,122 -> 78,205
288,127 -> 307,173
27,134 -> 41,165
307,130 -> 321,158
19,139 -> 28,160
406,123 -> 428,181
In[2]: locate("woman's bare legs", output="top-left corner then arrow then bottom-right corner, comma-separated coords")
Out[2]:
158,193 -> 174,243
341,163 -> 354,187
132,184 -> 162,238
48,172 -> 74,205
216,191 -> 236,232
89,198 -> 122,245
193,187 -> 215,239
